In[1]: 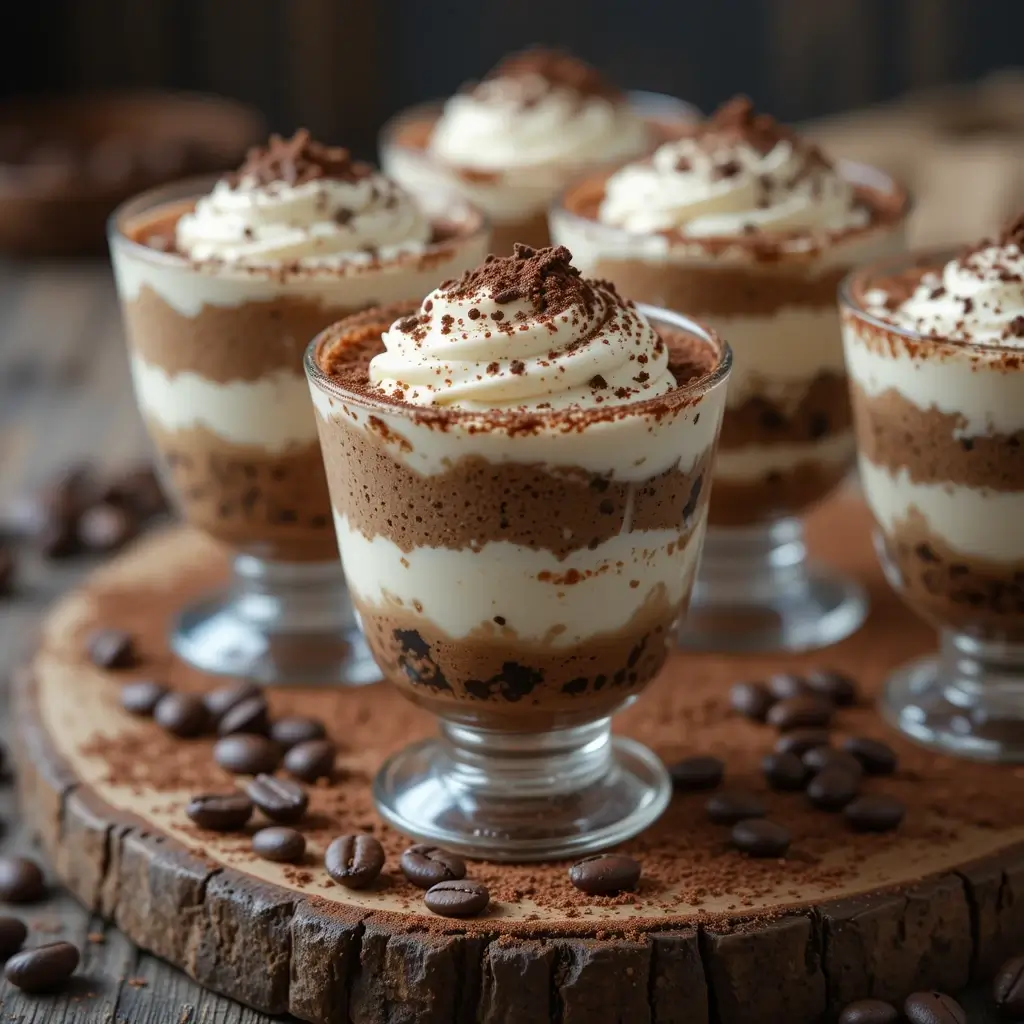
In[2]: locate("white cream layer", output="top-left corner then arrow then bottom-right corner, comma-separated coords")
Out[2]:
713,431 -> 855,484
131,357 -> 317,451
335,510 -> 705,645
859,458 -> 1024,563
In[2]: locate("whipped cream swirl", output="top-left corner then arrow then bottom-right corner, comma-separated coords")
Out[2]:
369,246 -> 676,411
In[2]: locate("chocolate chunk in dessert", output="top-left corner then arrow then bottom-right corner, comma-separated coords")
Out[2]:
78,502 -> 137,552
231,129 -> 372,189
400,845 -> 467,890
269,716 -> 327,750
844,795 -> 905,833
731,818 -> 791,858
706,791 -> 765,825
213,735 -> 281,776
154,693 -> 210,738
284,738 -> 336,782
802,747 -> 864,780
203,680 -> 260,721
838,999 -> 900,1024
729,680 -> 775,721
424,879 -> 490,918
185,792 -> 253,832
252,826 -> 306,864
4,941 -> 79,993
762,750 -> 810,791
87,628 -> 137,669
766,672 -> 809,701
246,774 -> 308,824
805,668 -> 859,706
768,695 -> 833,731
807,767 -> 860,811
843,736 -> 898,775
0,916 -> 26,958
668,755 -> 724,792
903,991 -> 967,1024
568,854 -> 642,895
217,695 -> 270,737
775,729 -> 832,757
0,857 -> 45,903
324,834 -> 385,889
119,679 -> 168,717
993,954 -> 1024,1017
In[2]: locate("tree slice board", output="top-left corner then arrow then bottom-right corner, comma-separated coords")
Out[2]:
13,496 -> 1024,1024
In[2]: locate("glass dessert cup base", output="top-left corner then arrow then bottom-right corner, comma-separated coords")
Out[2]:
172,554 -> 381,687
678,517 -> 869,654
881,632 -> 1024,762
373,716 -> 671,862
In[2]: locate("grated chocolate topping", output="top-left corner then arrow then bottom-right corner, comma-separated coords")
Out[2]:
228,129 -> 375,189
483,47 -> 622,102
998,211 -> 1024,250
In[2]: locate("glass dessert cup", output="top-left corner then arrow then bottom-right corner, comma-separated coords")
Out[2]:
109,177 -> 489,686
306,305 -> 731,860
551,161 -> 910,653
841,251 -> 1024,761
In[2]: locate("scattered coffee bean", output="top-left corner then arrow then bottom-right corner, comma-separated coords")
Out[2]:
78,502 -> 136,552
424,879 -> 490,918
775,729 -> 831,757
324,834 -> 385,889
731,818 -> 791,858
668,755 -> 724,792
993,954 -> 1024,1017
0,858 -> 44,903
4,941 -> 79,993
568,854 -> 642,895
706,791 -> 765,825
802,747 -> 864,780
838,998 -> 900,1024
729,680 -> 774,721
0,546 -> 15,595
400,845 -> 467,889
154,693 -> 210,738
0,916 -> 26,957
246,774 -> 308,824
805,668 -> 859,706
203,680 -> 260,721
185,792 -> 253,832
218,695 -> 270,737
213,735 -> 281,776
844,795 -> 905,833
252,826 -> 305,864
844,736 -> 898,776
284,738 -> 336,782
807,768 -> 860,811
767,672 -> 808,701
270,716 -> 326,750
762,751 -> 809,791
119,679 -> 168,717
903,991 -> 967,1024
767,694 -> 834,731
87,628 -> 137,669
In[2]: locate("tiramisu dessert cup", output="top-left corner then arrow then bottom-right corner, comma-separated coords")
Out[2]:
380,48 -> 695,258
109,131 -> 488,685
551,97 -> 911,653
306,245 -> 731,858
841,216 -> 1024,760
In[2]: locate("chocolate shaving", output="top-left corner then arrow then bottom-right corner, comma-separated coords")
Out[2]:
998,211 -> 1024,249
698,95 -> 819,164
484,47 -> 622,102
229,129 -> 373,189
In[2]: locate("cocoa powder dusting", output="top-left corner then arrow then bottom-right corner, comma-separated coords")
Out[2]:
229,129 -> 374,188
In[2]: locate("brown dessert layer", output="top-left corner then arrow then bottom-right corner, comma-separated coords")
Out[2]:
852,385 -> 1024,491
146,422 -> 335,562
878,506 -> 1024,640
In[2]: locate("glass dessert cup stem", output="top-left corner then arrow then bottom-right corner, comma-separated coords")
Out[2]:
677,516 -> 868,654
172,554 -> 380,687
373,712 -> 671,862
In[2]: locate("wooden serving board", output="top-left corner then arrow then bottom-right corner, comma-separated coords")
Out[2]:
13,496 -> 1024,1024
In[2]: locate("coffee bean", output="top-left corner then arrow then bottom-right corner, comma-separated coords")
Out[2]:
218,695 -> 270,737
4,941 -> 79,993
119,679 -> 168,717
775,729 -> 832,757
731,818 -> 790,857
270,716 -> 327,750
78,502 -> 136,552
424,879 -> 490,918
767,672 -> 808,701
767,695 -> 833,731
400,845 -> 467,889
805,668 -> 859,706
903,991 -> 967,1024
0,916 -> 27,957
668,755 -> 724,792
87,628 -> 137,669
214,735 -> 281,776
844,736 -> 898,776
284,738 -> 336,782
154,693 -> 210,738
802,747 -> 864,779
324,834 -> 385,889
838,999 -> 900,1024
0,857 -> 44,903
204,681 -> 260,721
186,792 -> 253,832
807,768 -> 860,811
706,790 -> 765,825
252,826 -> 305,864
568,854 -> 642,895
762,751 -> 809,791
246,774 -> 308,823
993,954 -> 1024,1016
729,680 -> 774,721
844,795 -> 905,833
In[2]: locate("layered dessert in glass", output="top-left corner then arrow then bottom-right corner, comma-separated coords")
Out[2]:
841,215 -> 1024,759
551,97 -> 910,652
306,244 -> 731,858
109,130 -> 488,685
380,48 -> 694,257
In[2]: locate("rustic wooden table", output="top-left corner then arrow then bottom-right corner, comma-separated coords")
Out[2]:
0,261 -> 1003,1022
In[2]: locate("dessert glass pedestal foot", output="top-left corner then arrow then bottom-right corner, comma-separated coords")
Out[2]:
373,717 -> 671,861
678,517 -> 869,653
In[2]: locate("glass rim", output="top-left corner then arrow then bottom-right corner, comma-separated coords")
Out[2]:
304,301 -> 733,430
